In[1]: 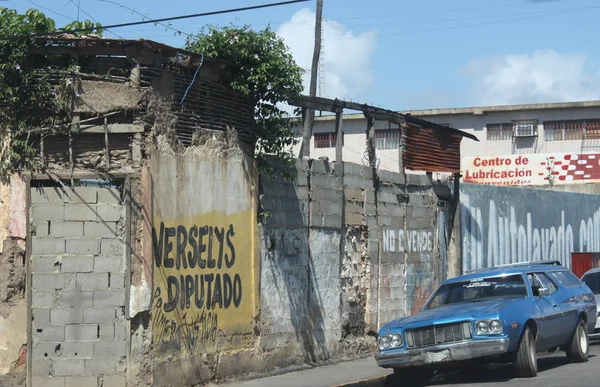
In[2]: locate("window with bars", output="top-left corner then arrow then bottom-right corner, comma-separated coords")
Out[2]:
375,129 -> 400,149
486,123 -> 513,141
544,119 -> 600,141
314,132 -> 337,148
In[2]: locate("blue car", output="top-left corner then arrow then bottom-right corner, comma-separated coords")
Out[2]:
375,260 -> 597,384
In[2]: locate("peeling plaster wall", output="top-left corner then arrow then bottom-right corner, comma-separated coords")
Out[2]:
0,175 -> 28,377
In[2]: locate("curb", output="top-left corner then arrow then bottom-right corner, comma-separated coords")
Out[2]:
332,375 -> 390,387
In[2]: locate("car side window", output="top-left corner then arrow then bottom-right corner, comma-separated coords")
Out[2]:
527,272 -> 557,296
535,273 -> 558,294
548,270 -> 582,288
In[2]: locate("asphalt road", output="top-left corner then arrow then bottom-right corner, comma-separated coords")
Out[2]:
411,342 -> 600,387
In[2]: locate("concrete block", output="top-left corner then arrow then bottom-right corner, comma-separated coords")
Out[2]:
94,290 -> 125,307
66,239 -> 100,255
380,170 -> 406,185
32,359 -> 53,377
310,160 -> 331,174
407,217 -> 433,229
294,158 -> 308,171
32,308 -> 50,325
109,272 -> 125,289
33,290 -> 56,308
407,174 -> 431,187
312,186 -> 342,202
114,323 -> 126,341
96,204 -> 123,222
53,359 -> 85,376
311,174 -> 337,189
34,325 -> 65,342
85,357 -> 123,375
65,376 -> 98,387
64,204 -> 97,221
101,239 -> 124,255
94,255 -> 125,273
364,203 -> 376,214
32,203 -> 65,221
94,341 -> 126,357
345,201 -> 363,214
32,342 -> 63,358
33,273 -> 65,290
378,191 -> 399,204
98,324 -> 115,340
344,187 -> 364,201
59,290 -> 94,307
83,308 -> 117,323
344,212 -> 364,225
51,308 -> 84,324
323,214 -> 342,229
344,162 -> 361,176
344,175 -> 372,190
367,216 -> 378,229
66,324 -> 98,341
62,255 -> 94,273
101,375 -> 126,387
64,187 -> 98,204
365,190 -> 376,203
50,221 -> 84,238
32,377 -> 65,387
293,172 -> 308,187
32,238 -> 65,255
31,187 -> 65,204
411,206 -> 434,219
310,213 -> 323,228
62,342 -> 94,358
32,256 -> 61,273
294,185 -> 309,200
97,188 -> 121,204
34,221 -> 50,237
409,194 -> 435,206
77,273 -> 108,290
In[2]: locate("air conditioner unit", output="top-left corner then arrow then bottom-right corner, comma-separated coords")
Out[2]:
513,120 -> 538,137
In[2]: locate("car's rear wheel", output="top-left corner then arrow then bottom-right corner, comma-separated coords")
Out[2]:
566,319 -> 589,363
514,326 -> 537,378
393,367 -> 430,386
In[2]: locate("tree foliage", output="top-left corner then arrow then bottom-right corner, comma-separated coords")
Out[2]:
184,24 -> 304,178
0,8 -> 102,179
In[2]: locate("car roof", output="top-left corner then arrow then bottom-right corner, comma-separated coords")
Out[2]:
443,261 -> 568,284
582,267 -> 600,277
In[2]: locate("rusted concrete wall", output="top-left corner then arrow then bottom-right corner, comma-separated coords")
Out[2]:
0,175 -> 27,379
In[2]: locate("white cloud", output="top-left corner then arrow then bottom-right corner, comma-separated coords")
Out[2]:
276,8 -> 377,105
463,50 -> 600,106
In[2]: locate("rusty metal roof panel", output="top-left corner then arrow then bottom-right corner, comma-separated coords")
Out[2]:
402,124 -> 463,173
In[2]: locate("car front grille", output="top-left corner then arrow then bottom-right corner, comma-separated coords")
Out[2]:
405,321 -> 472,348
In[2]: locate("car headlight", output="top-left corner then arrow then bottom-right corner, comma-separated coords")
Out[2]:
475,319 -> 503,335
378,333 -> 404,350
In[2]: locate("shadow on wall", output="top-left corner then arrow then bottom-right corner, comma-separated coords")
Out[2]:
260,170 -> 332,365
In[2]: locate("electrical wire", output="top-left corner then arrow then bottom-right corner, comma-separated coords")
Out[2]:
68,0 -> 125,39
180,53 -> 204,105
0,0 -> 309,40
27,0 -> 73,22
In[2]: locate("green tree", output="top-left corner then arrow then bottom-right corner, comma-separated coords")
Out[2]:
64,19 -> 104,36
0,8 -> 96,179
184,24 -> 304,178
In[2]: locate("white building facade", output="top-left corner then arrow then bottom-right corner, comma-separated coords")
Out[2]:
295,100 -> 600,185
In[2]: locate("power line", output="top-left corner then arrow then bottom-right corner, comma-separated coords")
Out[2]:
48,0 -> 310,36
281,5 -> 600,44
68,0 -> 125,39
27,0 -> 73,21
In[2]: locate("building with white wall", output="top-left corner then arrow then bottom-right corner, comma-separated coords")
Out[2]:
295,100 -> 600,181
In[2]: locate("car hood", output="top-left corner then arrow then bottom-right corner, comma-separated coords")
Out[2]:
382,298 -> 526,331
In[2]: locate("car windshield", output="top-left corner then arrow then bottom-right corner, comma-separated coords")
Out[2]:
582,272 -> 600,294
426,274 -> 527,310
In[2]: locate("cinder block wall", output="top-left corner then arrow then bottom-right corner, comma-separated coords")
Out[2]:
30,186 -> 127,387
258,160 -> 450,369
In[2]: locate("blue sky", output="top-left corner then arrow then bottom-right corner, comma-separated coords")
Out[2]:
6,0 -> 600,110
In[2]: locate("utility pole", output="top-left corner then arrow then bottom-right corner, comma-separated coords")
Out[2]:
301,0 -> 323,158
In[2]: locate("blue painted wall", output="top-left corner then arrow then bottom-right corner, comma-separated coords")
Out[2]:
460,183 -> 600,273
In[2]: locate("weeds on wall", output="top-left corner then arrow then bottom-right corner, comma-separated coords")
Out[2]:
0,8 -> 101,180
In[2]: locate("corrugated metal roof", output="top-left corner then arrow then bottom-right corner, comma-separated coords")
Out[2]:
402,123 -> 463,173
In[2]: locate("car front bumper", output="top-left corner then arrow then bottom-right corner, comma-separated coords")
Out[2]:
375,338 -> 510,369
590,315 -> 600,340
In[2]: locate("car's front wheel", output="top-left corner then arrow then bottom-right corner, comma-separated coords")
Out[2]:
566,319 -> 589,363
514,326 -> 537,378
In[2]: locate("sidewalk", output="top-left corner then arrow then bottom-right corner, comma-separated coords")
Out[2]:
210,357 -> 392,387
